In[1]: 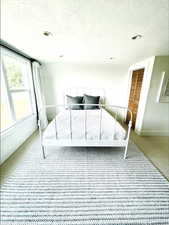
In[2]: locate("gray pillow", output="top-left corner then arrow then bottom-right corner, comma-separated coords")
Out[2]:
83,94 -> 100,110
66,95 -> 83,110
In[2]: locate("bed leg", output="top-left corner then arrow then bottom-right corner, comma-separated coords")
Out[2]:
124,144 -> 128,159
42,145 -> 46,159
123,120 -> 132,159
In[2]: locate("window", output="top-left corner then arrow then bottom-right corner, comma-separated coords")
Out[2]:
0,47 -> 36,132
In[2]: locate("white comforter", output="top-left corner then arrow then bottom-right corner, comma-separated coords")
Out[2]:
43,109 -> 126,141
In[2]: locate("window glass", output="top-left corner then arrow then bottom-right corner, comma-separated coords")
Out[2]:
11,92 -> 32,120
0,74 -> 13,131
1,48 -> 35,132
3,56 -> 25,89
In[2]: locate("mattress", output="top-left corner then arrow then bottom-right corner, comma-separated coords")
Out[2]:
43,109 -> 126,141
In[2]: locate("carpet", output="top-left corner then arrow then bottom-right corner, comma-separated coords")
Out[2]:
1,142 -> 169,225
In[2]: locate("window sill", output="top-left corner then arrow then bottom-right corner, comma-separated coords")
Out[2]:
1,114 -> 37,138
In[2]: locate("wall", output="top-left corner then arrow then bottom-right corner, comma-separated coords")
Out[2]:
141,56 -> 169,136
40,62 -> 129,120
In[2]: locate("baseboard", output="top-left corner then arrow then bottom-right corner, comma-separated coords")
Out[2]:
135,129 -> 169,136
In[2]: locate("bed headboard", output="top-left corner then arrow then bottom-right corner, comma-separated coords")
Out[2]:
63,87 -> 106,104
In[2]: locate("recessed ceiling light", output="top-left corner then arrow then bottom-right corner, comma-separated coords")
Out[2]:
109,57 -> 116,60
131,34 -> 142,40
43,31 -> 52,36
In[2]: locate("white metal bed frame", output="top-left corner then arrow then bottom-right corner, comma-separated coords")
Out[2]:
38,104 -> 132,160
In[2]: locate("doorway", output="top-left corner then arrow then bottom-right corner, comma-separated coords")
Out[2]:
126,68 -> 144,129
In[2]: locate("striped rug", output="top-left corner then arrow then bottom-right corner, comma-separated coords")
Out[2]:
1,142 -> 169,225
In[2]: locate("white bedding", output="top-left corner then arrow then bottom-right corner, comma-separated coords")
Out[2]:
43,109 -> 126,141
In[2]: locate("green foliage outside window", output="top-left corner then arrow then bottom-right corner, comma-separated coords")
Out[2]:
5,63 -> 24,89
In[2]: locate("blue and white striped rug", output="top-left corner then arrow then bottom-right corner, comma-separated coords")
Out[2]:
1,143 -> 169,225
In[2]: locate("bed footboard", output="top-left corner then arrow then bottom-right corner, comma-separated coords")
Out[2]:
38,104 -> 132,159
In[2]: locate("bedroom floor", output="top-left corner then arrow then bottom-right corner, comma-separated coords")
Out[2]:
1,130 -> 169,183
131,131 -> 169,181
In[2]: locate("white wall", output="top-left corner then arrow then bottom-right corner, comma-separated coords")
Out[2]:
141,56 -> 169,136
40,62 -> 129,119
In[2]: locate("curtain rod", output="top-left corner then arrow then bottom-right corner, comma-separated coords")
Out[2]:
0,39 -> 41,65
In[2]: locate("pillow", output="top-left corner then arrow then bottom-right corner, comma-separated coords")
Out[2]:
83,94 -> 100,110
66,95 -> 83,110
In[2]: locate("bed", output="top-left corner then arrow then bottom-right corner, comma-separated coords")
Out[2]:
38,89 -> 132,159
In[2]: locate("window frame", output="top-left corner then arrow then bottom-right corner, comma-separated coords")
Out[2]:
0,47 -> 37,133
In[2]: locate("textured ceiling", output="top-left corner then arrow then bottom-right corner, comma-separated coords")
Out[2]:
1,0 -> 169,64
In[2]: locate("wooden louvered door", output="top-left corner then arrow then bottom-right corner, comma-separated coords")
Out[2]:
126,68 -> 144,129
